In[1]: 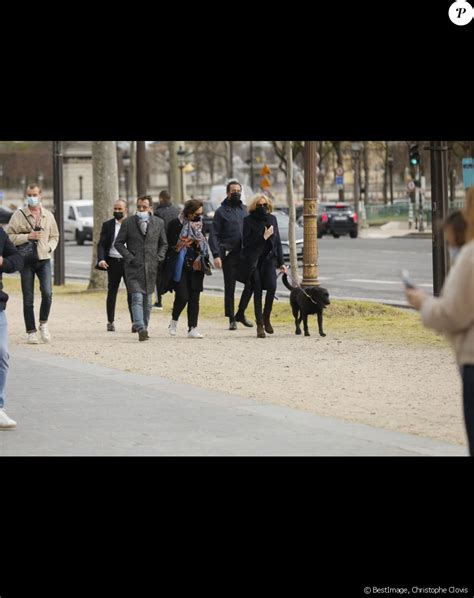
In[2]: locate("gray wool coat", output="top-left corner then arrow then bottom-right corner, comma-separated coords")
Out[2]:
114,215 -> 168,294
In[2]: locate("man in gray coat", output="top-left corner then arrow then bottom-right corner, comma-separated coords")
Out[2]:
115,195 -> 168,341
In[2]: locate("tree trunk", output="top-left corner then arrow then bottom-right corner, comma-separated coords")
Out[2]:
363,141 -> 370,202
383,142 -> 388,204
169,141 -> 183,205
136,141 -> 147,196
286,141 -> 299,284
129,141 -> 137,203
334,141 -> 345,201
88,141 -> 118,290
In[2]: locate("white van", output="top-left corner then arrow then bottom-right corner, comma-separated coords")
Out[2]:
209,184 -> 254,207
64,200 -> 93,245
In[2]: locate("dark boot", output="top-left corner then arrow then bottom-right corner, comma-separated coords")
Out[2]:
256,321 -> 266,338
229,318 -> 237,330
263,313 -> 274,334
235,311 -> 254,327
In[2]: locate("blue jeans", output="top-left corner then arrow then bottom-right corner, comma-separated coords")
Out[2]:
131,293 -> 152,331
0,310 -> 9,409
20,259 -> 53,333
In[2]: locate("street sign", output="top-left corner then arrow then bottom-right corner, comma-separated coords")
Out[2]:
407,181 -> 416,191
462,157 -> 474,189
335,176 -> 344,185
335,166 -> 344,176
260,164 -> 271,176
260,176 -> 271,189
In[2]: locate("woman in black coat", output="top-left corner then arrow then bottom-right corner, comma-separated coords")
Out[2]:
160,199 -> 213,338
239,194 -> 287,338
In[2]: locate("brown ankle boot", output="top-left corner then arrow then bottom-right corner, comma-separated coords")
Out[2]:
263,314 -> 274,334
256,322 -> 266,338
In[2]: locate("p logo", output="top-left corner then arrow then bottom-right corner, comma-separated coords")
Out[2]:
449,0 -> 473,25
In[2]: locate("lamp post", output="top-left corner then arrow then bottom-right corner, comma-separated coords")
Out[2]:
351,142 -> 361,221
388,155 -> 394,205
78,175 -> 83,200
122,154 -> 130,210
430,141 -> 449,296
177,145 -> 186,204
52,141 -> 65,286
302,141 -> 320,287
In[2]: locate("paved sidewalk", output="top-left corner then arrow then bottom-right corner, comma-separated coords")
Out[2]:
0,346 -> 465,456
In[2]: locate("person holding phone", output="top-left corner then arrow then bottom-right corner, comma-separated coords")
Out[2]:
405,201 -> 474,455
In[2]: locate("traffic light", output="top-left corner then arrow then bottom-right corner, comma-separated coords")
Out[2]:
409,143 -> 420,166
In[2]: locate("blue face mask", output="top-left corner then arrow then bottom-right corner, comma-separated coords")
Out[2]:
448,247 -> 460,263
27,196 -> 40,207
136,211 -> 150,220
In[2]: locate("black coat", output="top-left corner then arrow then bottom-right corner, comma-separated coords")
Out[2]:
209,199 -> 248,259
114,215 -> 168,294
160,218 -> 205,294
237,213 -> 284,291
154,204 -> 181,230
97,218 -> 120,264
0,228 -> 24,310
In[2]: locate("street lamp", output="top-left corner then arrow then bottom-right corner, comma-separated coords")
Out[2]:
177,145 -> 186,204
387,155 -> 394,205
78,175 -> 83,199
351,142 -> 361,221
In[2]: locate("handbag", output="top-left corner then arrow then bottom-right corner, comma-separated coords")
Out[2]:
16,210 -> 39,266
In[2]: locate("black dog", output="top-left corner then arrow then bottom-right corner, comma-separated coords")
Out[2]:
282,274 -> 331,337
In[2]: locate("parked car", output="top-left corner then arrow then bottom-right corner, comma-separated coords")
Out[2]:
273,210 -> 304,261
202,199 -> 219,235
298,202 -> 358,239
0,205 -> 13,225
64,200 -> 93,245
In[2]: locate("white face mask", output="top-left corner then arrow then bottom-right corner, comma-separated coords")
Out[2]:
27,196 -> 40,207
136,210 -> 150,220
448,246 -> 461,263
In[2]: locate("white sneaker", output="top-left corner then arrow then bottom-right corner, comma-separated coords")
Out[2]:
168,319 -> 178,336
27,332 -> 39,344
39,323 -> 51,343
188,327 -> 204,339
0,409 -> 17,430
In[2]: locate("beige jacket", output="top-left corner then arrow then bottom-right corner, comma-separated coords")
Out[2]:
420,240 -> 474,366
6,205 -> 59,260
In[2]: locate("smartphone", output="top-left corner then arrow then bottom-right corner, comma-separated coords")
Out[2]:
401,269 -> 416,289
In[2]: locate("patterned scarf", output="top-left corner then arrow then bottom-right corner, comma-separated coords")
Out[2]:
177,213 -> 214,267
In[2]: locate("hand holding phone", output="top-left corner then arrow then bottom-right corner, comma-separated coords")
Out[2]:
401,269 -> 416,289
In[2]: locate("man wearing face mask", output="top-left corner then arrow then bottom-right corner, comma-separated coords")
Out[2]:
209,180 -> 253,330
114,195 -> 168,341
96,199 -> 135,332
7,183 -> 59,344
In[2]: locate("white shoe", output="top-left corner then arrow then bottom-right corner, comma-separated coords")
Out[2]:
168,319 -> 178,336
188,327 -> 204,339
0,409 -> 17,430
39,323 -> 51,343
27,332 -> 39,344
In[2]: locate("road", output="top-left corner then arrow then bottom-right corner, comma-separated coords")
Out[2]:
61,236 -> 433,304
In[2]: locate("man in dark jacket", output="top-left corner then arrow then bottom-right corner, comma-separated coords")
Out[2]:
209,180 -> 253,330
153,190 -> 180,309
115,195 -> 168,341
0,228 -> 24,429
96,199 -> 134,332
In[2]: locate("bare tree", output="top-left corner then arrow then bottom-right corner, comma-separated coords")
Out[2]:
88,142 -> 118,290
136,141 -> 147,196
285,141 -> 299,283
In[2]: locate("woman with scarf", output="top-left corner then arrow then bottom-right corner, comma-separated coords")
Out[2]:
160,199 -> 213,338
239,194 -> 287,338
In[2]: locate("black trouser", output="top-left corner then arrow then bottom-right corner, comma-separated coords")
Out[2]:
251,266 -> 276,323
172,267 -> 201,330
222,251 -> 253,319
462,365 -> 474,456
106,257 -> 133,324
155,260 -> 164,305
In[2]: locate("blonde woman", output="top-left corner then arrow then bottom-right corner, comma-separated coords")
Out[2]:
238,194 -> 287,338
405,186 -> 474,455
